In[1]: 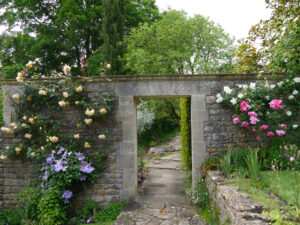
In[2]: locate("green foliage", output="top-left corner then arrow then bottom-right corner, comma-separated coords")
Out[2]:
37,187 -> 67,225
125,10 -> 236,75
0,89 -> 2,126
219,150 -> 233,177
76,199 -> 101,223
94,202 -> 126,223
102,0 -> 125,75
187,178 -> 210,207
237,0 -> 300,74
0,0 -> 160,77
245,148 -> 261,180
180,97 -> 191,170
197,206 -> 219,225
182,172 -> 192,193
0,208 -> 23,225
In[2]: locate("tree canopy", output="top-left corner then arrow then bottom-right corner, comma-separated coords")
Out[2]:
235,0 -> 300,74
0,0 -> 160,78
124,10 -> 236,75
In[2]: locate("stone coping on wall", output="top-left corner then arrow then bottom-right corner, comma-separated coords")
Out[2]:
205,170 -> 271,225
1,73 -> 285,85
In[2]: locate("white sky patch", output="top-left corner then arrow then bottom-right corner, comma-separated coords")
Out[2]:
156,0 -> 272,40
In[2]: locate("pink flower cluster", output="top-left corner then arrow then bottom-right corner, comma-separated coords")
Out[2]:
230,98 -> 287,140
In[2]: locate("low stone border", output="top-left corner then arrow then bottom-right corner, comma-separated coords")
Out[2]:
205,170 -> 271,225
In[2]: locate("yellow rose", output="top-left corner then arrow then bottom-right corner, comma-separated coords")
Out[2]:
15,147 -> 21,153
52,150 -> 56,154
23,116 -> 27,120
74,134 -> 80,139
63,65 -> 71,73
31,152 -> 36,157
76,86 -> 83,93
99,108 -> 107,114
49,136 -> 59,143
27,97 -> 32,102
63,92 -> 69,98
84,142 -> 91,148
41,146 -> 45,151
0,155 -> 7,160
84,118 -> 93,125
12,94 -> 19,100
59,101 -> 67,107
26,60 -> 35,68
75,101 -> 80,105
21,123 -> 27,128
10,123 -> 17,129
25,133 -> 32,139
85,108 -> 95,116
106,64 -> 111,69
28,118 -> 34,124
1,127 -> 12,133
98,134 -> 106,140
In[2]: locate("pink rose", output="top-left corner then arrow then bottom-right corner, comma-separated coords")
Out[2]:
250,116 -> 259,124
240,101 -> 251,112
267,131 -> 275,137
252,127 -> 257,132
256,136 -> 260,140
260,125 -> 269,130
269,99 -> 282,110
257,105 -> 261,109
278,124 -> 287,129
276,130 -> 285,136
241,122 -> 249,127
248,111 -> 258,117
233,117 -> 240,124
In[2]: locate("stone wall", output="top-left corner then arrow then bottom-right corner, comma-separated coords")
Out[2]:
205,170 -> 271,225
0,74 -> 278,209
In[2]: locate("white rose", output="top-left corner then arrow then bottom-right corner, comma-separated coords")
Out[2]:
286,111 -> 292,116
216,93 -> 221,99
242,84 -> 248,90
288,95 -> 294,100
270,84 -> 276,89
31,152 -> 36,157
265,96 -> 270,100
292,125 -> 298,129
293,77 -> 300,83
237,93 -> 243,98
293,90 -> 298,95
74,134 -> 80,139
0,155 -> 7,160
15,147 -> 21,153
223,86 -> 232,94
39,89 -> 47,96
106,64 -> 111,69
250,82 -> 256,90
277,81 -> 283,87
63,65 -> 71,73
63,92 -> 69,98
230,98 -> 237,105
216,97 -> 223,103
23,116 -> 27,120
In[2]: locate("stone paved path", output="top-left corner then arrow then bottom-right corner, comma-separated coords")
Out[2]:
113,136 -> 206,225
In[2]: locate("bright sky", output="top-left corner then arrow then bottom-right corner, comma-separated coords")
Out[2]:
156,0 -> 272,40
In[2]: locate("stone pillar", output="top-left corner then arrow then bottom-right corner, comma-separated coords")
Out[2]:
117,96 -> 137,201
191,95 -> 208,187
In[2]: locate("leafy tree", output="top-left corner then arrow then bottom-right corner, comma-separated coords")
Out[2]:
236,0 -> 300,74
125,10 -> 236,74
102,0 -> 125,75
0,0 -> 160,78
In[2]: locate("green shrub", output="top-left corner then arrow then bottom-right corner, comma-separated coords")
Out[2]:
0,208 -> 23,225
219,150 -> 233,177
246,148 -> 260,180
94,202 -> 125,223
180,97 -> 191,169
0,88 -> 2,126
182,172 -> 192,193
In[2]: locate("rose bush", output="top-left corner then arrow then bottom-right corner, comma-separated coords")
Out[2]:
0,62 -> 115,224
216,75 -> 300,143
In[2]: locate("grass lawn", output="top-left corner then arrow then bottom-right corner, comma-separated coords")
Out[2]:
226,171 -> 300,225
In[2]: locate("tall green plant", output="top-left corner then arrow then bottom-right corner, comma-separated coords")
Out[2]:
219,150 -> 233,177
246,148 -> 260,180
180,97 -> 191,169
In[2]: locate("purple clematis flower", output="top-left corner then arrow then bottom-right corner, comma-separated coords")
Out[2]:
46,154 -> 55,164
57,147 -> 65,155
80,162 -> 95,174
62,190 -> 72,204
79,175 -> 87,181
53,159 -> 68,172
76,152 -> 85,161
